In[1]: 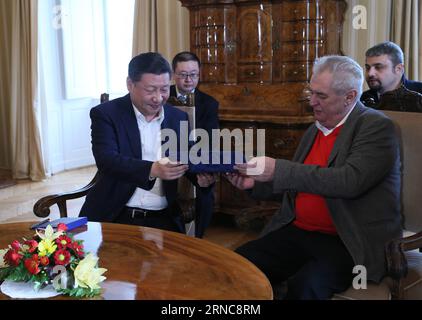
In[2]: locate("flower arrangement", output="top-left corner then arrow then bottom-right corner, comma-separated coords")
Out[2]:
0,224 -> 107,298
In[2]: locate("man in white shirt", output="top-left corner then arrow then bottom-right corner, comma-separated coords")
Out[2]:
80,52 -> 213,232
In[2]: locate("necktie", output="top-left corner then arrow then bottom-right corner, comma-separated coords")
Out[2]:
178,95 -> 187,104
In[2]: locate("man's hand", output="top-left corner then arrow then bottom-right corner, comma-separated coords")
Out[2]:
197,173 -> 216,187
234,156 -> 276,182
225,173 -> 255,190
150,158 -> 188,180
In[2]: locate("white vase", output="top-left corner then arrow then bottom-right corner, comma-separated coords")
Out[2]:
0,280 -> 60,299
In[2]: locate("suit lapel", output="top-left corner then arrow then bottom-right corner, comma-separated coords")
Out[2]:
327,135 -> 341,166
194,90 -> 204,121
170,85 -> 177,98
120,95 -> 142,158
327,102 -> 364,166
294,125 -> 318,163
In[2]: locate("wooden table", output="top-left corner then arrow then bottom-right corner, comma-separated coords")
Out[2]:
0,222 -> 273,300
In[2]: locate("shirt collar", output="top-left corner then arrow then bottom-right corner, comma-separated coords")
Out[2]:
175,86 -> 195,98
315,102 -> 356,136
132,104 -> 165,124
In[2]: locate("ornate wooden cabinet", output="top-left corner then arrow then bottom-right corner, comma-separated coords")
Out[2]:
180,0 -> 347,227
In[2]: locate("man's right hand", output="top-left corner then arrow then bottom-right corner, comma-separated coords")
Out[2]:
224,173 -> 255,190
150,158 -> 189,180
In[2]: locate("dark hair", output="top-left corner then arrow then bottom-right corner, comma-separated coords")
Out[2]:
128,52 -> 172,82
365,41 -> 404,67
172,51 -> 201,71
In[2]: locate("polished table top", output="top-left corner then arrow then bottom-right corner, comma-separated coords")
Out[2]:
0,222 -> 273,300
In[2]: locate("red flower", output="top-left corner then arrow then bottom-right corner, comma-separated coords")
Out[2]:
56,235 -> 72,249
24,240 -> 38,253
11,240 -> 21,251
70,241 -> 84,257
39,256 -> 49,266
57,223 -> 68,232
54,249 -> 71,265
24,255 -> 40,275
4,249 -> 23,266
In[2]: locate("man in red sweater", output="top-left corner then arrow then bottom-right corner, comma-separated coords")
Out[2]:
227,55 -> 402,299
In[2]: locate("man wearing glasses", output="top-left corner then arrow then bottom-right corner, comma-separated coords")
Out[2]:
170,51 -> 220,238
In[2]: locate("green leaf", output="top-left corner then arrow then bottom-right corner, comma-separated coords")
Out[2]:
58,286 -> 101,298
0,267 -> 13,280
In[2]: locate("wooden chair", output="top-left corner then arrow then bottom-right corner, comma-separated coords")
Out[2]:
166,92 -> 197,223
34,93 -> 196,224
33,94 -> 109,218
333,111 -> 422,300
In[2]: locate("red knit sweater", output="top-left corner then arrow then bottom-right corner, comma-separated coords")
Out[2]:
293,125 -> 343,235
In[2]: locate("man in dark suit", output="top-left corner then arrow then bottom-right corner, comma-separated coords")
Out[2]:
227,55 -> 402,299
169,51 -> 220,238
361,41 -> 422,110
79,52 -> 213,233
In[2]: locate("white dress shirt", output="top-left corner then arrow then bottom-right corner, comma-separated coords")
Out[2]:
126,105 -> 167,210
315,103 -> 356,136
175,86 -> 195,102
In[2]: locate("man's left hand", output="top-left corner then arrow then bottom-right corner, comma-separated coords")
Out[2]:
234,156 -> 276,182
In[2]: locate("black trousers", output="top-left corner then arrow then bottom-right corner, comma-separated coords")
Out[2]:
235,223 -> 355,300
114,208 -> 180,233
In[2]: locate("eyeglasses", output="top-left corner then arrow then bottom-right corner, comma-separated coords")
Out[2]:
175,73 -> 200,80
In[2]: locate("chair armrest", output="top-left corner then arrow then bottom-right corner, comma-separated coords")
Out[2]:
33,172 -> 99,218
385,231 -> 422,279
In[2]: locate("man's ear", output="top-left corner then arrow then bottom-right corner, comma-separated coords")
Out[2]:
345,89 -> 358,105
395,63 -> 404,75
126,77 -> 132,91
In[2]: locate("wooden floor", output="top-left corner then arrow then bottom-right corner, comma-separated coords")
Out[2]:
0,169 -> 15,189
0,166 -> 259,250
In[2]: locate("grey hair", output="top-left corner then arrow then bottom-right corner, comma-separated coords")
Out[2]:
312,55 -> 364,98
365,41 -> 404,66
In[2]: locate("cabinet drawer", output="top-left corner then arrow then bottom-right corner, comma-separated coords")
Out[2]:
201,63 -> 226,83
280,21 -> 325,41
198,26 -> 225,46
198,8 -> 225,26
280,1 -> 324,21
199,46 -> 226,64
264,127 -> 307,159
238,64 -> 272,83
280,63 -> 312,82
280,41 -> 325,62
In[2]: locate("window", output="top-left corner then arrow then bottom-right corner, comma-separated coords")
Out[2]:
60,0 -> 134,99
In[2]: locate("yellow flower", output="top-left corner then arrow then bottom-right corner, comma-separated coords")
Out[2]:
38,239 -> 57,257
74,253 -> 107,290
36,225 -> 63,242
0,249 -> 8,268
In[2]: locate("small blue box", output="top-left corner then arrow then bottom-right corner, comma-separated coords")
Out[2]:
31,217 -> 88,231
